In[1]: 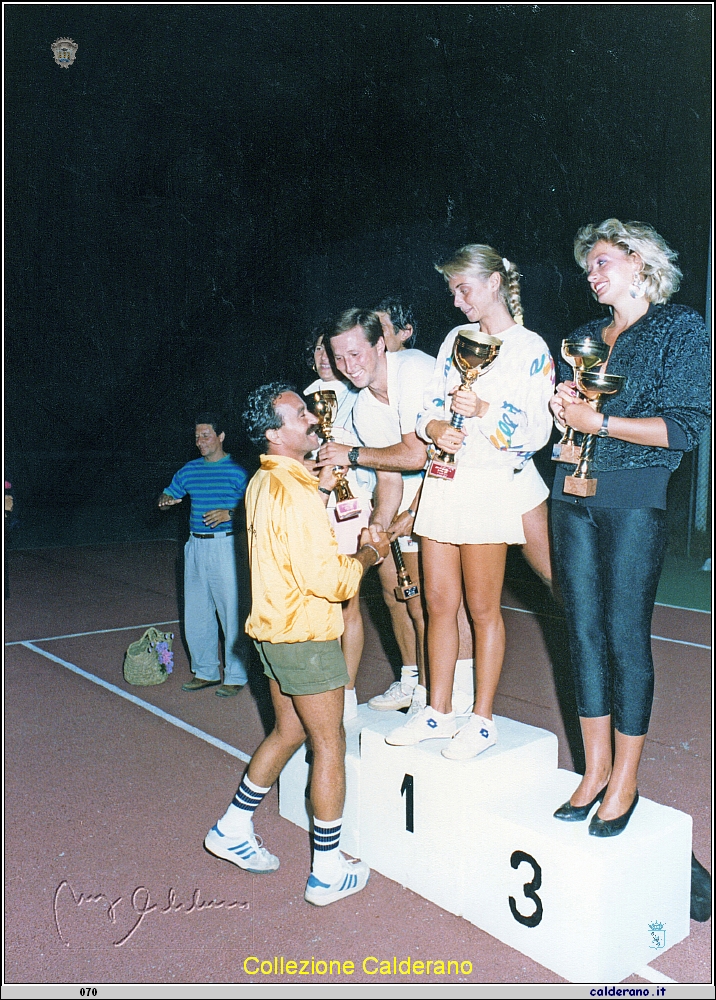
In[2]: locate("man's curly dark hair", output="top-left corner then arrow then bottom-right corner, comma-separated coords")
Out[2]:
242,382 -> 297,450
375,297 -> 417,348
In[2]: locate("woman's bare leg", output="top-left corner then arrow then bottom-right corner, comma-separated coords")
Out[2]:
521,501 -> 552,590
597,730 -> 645,819
460,543 -> 508,719
421,537 -> 462,714
568,715 -> 613,806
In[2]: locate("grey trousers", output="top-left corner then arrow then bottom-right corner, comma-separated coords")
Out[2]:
184,533 -> 248,685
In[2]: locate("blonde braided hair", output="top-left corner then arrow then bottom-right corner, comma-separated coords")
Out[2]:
435,244 -> 524,324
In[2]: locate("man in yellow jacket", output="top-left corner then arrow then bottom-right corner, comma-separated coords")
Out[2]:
204,382 -> 390,907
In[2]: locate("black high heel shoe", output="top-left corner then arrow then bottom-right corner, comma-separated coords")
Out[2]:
553,785 -> 607,822
589,790 -> 639,837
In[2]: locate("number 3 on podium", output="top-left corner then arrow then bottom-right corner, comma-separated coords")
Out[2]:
509,850 -> 543,927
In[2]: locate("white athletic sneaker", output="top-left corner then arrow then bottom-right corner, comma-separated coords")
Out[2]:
441,714 -> 498,760
343,687 -> 358,722
204,824 -> 280,873
406,683 -> 427,717
304,854 -> 370,906
368,680 -> 414,711
385,705 -> 456,746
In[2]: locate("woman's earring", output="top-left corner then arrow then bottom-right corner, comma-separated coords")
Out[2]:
629,273 -> 646,299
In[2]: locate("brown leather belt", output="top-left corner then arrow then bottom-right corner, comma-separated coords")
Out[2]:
191,531 -> 235,539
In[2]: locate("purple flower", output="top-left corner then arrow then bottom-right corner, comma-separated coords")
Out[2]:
156,640 -> 174,673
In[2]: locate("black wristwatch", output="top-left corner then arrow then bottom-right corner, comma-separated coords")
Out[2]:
596,415 -> 610,438
348,447 -> 360,468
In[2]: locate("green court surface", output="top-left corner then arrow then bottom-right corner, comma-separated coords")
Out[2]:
656,551 -> 711,612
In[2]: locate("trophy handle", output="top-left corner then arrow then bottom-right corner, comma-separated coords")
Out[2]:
391,540 -> 420,600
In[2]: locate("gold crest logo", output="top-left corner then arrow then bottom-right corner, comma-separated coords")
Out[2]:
51,38 -> 78,69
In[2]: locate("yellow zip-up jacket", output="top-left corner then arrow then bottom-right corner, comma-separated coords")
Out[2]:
244,454 -> 363,643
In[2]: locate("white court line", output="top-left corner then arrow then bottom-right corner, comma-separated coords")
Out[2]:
656,601 -> 710,614
500,605 -> 711,650
635,965 -> 677,984
7,610 -> 711,650
21,642 -> 251,764
5,620 -> 181,646
649,634 -> 711,650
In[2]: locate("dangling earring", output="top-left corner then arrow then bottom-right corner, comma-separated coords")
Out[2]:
629,273 -> 646,299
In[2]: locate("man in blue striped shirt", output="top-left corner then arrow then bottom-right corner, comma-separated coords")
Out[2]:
159,413 -> 249,697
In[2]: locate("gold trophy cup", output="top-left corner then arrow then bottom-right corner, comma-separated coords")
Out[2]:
563,370 -> 625,497
427,328 -> 502,481
391,540 -> 420,601
553,335 -> 611,463
311,390 -> 361,521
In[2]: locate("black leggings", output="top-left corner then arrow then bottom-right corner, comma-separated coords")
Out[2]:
551,501 -> 668,737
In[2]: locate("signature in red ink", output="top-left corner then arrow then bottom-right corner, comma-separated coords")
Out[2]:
53,880 -> 249,947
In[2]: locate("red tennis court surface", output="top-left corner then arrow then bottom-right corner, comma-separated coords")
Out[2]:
4,541 -> 711,985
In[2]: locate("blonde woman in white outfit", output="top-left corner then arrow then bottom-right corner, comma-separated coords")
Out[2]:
386,245 -> 554,759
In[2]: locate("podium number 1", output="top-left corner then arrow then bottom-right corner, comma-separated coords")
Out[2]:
401,773 -> 414,832
509,850 -> 543,927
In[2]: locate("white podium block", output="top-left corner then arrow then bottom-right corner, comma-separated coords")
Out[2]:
281,707 -> 691,983
358,716 -> 559,915
278,705 -> 405,857
459,768 -> 692,983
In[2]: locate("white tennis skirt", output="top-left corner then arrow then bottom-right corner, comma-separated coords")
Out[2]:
415,461 -> 546,546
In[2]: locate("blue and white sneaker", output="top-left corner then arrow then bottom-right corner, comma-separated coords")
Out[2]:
441,713 -> 497,760
384,705 -> 456,746
304,855 -> 370,907
204,824 -> 280,873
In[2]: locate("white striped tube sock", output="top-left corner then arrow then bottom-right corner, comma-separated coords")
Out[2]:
400,665 -> 418,688
217,773 -> 271,836
311,817 -> 343,883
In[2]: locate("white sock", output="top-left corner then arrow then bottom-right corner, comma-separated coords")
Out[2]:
425,705 -> 455,720
311,817 -> 343,882
400,665 -> 418,689
218,774 -> 271,837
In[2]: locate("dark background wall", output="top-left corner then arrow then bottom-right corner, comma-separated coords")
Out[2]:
4,5 -> 711,546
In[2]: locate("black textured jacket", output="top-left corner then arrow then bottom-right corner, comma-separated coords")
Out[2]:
559,304 -> 710,473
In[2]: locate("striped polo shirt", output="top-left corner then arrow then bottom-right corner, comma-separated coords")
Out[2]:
164,455 -> 249,534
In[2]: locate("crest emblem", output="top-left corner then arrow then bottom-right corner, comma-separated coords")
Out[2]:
648,919 -> 666,950
51,38 -> 78,69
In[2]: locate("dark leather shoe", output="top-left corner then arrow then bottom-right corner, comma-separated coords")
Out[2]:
589,790 -> 639,837
690,853 -> 711,922
181,677 -> 220,692
215,684 -> 244,698
553,785 -> 607,822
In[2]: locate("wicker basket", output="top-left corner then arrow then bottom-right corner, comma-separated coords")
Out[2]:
123,627 -> 174,686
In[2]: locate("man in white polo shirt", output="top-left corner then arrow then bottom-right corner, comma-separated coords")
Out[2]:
318,308 -> 435,713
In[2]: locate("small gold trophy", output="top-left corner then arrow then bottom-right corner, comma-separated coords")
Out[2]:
310,390 -> 361,521
563,370 -> 625,497
427,328 -> 502,481
553,335 -> 610,463
391,540 -> 420,601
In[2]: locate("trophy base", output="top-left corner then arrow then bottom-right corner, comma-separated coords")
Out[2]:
335,498 -> 361,521
563,475 -> 598,497
552,442 -> 582,464
427,459 -> 456,481
394,583 -> 420,601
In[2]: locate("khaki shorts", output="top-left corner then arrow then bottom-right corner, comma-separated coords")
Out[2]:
254,639 -> 349,696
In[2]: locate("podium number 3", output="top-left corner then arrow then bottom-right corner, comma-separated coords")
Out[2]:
401,773 -> 414,832
509,850 -> 543,927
